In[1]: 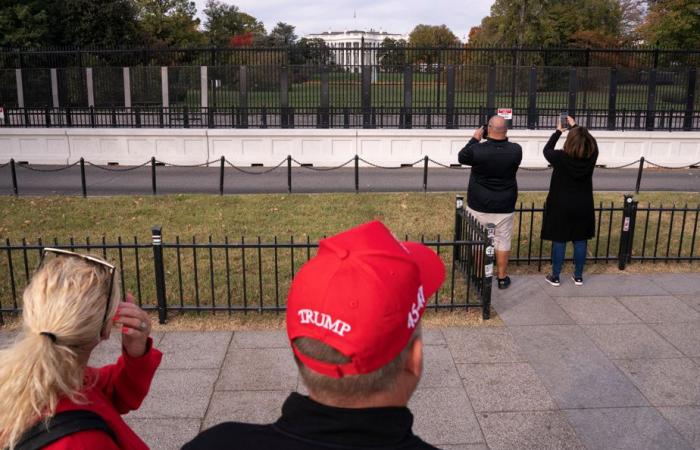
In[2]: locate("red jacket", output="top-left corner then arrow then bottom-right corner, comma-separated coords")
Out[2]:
44,338 -> 163,450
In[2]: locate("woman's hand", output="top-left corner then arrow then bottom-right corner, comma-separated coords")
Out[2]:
113,293 -> 152,358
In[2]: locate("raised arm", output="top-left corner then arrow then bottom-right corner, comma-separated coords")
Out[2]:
543,130 -> 562,164
458,127 -> 484,166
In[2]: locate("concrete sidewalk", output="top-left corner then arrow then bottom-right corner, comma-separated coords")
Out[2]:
1,273 -> 699,449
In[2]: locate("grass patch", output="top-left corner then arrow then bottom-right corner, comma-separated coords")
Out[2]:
0,191 -> 697,321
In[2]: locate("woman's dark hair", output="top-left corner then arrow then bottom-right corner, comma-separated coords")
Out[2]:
563,126 -> 598,159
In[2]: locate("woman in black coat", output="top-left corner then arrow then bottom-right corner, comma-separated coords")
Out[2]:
541,116 -> 598,286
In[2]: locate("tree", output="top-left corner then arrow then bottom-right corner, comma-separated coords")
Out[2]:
0,1 -> 49,47
269,22 -> 297,45
203,0 -> 264,47
408,24 -> 460,65
638,0 -> 700,47
619,0 -> 647,42
135,0 -> 204,47
377,37 -> 407,70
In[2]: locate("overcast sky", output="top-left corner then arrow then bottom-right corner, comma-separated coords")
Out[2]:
192,0 -> 492,41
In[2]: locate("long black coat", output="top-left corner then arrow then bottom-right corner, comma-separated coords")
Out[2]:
541,130 -> 598,242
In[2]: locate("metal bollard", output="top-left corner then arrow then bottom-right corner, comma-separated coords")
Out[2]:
219,156 -> 225,196
151,157 -> 157,195
10,158 -> 18,196
151,226 -> 168,324
635,156 -> 645,194
481,223 -> 496,320
80,157 -> 87,198
287,155 -> 292,193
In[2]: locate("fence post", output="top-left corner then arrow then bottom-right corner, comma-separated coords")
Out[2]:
607,67 -> 618,130
453,195 -> 464,264
423,156 -> 429,192
123,67 -> 131,109
684,68 -> 696,131
320,67 -> 329,128
635,156 -> 645,194
487,65 -> 496,118
354,154 -> 359,193
86,67 -> 95,108
151,226 -> 168,324
526,66 -> 538,129
80,157 -> 87,198
10,158 -> 18,196
50,68 -> 59,108
482,223 -> 495,320
568,67 -> 578,117
287,155 -> 292,193
15,68 -> 24,109
446,65 -> 455,129
618,195 -> 637,270
403,65 -> 413,129
362,68 -> 372,128
239,66 -> 248,129
219,156 -> 225,195
151,156 -> 157,195
645,68 -> 657,131
280,66 -> 289,128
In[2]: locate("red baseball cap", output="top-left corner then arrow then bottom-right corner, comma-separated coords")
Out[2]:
287,220 -> 445,378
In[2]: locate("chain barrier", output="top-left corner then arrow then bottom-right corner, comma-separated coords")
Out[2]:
0,162 -> 8,169
357,157 -> 425,169
645,159 -> 700,170
156,159 -> 218,168
601,159 -> 642,170
15,161 -> 80,172
225,158 -> 287,175
291,157 -> 355,171
428,158 -> 466,170
519,166 -> 552,172
85,160 -> 152,172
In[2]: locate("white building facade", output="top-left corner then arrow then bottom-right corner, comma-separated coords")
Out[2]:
304,30 -> 408,69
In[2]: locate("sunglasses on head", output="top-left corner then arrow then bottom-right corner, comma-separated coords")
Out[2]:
40,248 -> 117,327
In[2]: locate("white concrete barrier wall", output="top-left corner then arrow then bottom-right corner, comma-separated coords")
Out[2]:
1,128 -> 699,168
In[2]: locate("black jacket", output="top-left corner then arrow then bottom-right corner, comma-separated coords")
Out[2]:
458,137 -> 522,213
540,130 -> 598,242
181,393 -> 437,450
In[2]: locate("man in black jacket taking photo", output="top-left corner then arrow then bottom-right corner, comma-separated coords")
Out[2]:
458,116 -> 522,289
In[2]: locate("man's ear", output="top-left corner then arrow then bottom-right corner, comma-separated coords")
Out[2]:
404,336 -> 423,378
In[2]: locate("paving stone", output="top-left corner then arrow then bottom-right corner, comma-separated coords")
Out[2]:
0,330 -> 17,348
158,331 -> 231,369
494,325 -> 648,408
216,347 -> 298,391
457,363 -> 556,412
540,274 -> 668,298
442,327 -> 524,363
421,328 -> 446,346
493,277 -> 573,326
651,322 -> 700,358
477,411 -> 584,450
675,294 -> 700,313
554,296 -> 641,325
125,418 -> 201,450
202,390 -> 289,430
127,369 -> 218,419
231,330 -> 288,348
651,274 -> 700,295
615,358 -> 700,407
582,324 -> 683,359
409,388 -> 484,447
420,344 -> 462,388
566,407 -> 693,450
89,331 -> 163,368
658,406 -> 700,449
617,296 -> 700,323
694,358 -> 700,367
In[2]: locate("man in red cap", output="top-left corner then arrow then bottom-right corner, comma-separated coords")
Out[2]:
183,220 -> 445,450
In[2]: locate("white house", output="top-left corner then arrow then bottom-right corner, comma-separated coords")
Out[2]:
304,29 -> 408,69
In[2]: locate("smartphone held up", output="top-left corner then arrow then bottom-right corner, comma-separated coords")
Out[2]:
560,112 -> 569,129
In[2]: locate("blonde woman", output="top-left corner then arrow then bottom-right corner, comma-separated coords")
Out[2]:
0,249 -> 162,450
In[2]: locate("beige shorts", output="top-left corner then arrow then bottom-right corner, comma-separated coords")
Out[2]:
466,206 -> 515,252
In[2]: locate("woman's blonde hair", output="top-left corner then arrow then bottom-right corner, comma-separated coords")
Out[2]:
0,254 -> 119,449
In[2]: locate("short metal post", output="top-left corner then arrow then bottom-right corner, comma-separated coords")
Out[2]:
80,157 -> 87,198
152,226 -> 168,324
423,156 -> 429,192
354,154 -> 359,193
151,156 -> 157,195
482,223 -> 496,320
618,195 -> 635,270
287,155 -> 292,193
10,158 -> 18,196
219,156 -> 225,195
635,156 -> 645,194
453,195 -> 464,264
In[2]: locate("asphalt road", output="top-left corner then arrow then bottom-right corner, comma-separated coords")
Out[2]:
1,164 -> 699,196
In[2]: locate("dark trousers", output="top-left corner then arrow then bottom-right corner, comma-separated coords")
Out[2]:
551,240 -> 587,278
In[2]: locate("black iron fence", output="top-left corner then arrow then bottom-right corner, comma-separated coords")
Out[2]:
0,223 -> 494,324
1,63 -> 697,131
1,45 -> 699,69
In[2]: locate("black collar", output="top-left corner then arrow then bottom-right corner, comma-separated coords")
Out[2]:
486,137 -> 508,143
273,392 -> 418,447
